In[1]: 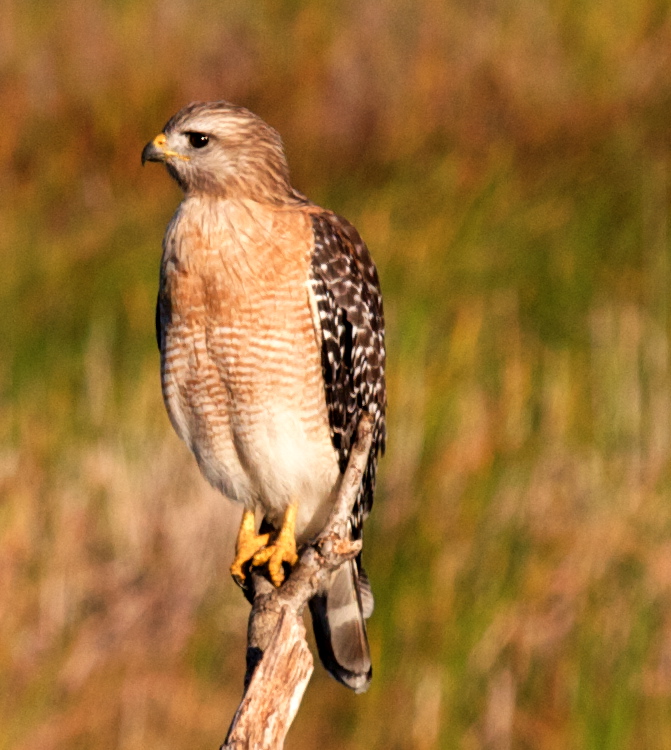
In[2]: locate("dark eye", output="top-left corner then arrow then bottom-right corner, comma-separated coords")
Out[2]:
187,132 -> 210,149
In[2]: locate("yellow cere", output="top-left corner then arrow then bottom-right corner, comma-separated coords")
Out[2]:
153,132 -> 190,161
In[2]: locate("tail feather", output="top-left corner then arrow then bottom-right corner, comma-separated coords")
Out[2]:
358,567 -> 374,620
309,559 -> 372,693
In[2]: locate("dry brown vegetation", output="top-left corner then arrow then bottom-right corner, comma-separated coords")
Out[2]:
3,1 -> 671,747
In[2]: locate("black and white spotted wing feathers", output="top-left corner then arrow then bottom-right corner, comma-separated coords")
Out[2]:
307,211 -> 386,693
309,211 -> 386,534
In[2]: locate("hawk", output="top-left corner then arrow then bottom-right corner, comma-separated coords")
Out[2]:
141,101 -> 386,692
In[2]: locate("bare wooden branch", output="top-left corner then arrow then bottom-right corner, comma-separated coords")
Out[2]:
223,609 -> 313,750
221,413 -> 374,750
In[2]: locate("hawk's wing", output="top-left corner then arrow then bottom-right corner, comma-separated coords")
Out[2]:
309,211 -> 386,534
307,210 -> 386,693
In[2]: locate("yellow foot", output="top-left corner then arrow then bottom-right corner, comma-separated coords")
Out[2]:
230,510 -> 270,586
252,505 -> 298,586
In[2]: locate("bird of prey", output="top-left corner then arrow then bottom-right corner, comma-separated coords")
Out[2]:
141,101 -> 386,692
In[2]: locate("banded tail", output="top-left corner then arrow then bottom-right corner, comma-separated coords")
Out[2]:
309,559 -> 374,693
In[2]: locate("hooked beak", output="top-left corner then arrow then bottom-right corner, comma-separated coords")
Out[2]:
141,133 -> 190,165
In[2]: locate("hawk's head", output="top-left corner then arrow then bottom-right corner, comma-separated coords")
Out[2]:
142,101 -> 294,203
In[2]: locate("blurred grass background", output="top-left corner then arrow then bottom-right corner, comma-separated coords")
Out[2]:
3,0 -> 671,747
